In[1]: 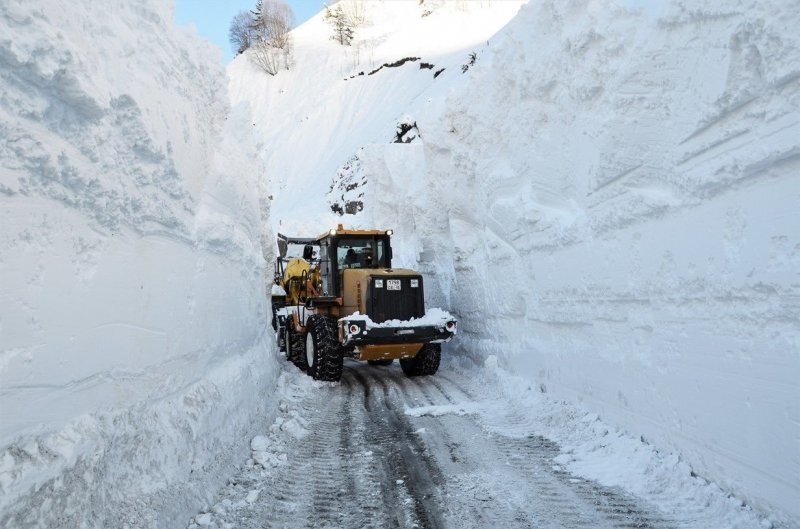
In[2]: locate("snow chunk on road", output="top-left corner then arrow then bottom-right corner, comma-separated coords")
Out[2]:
251,434 -> 289,468
250,436 -> 270,452
245,489 -> 260,504
405,402 -> 482,418
194,513 -> 213,526
253,451 -> 288,469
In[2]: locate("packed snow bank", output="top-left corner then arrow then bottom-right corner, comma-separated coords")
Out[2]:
364,1 -> 798,523
0,1 -> 275,526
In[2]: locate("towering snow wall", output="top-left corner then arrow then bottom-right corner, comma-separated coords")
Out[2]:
0,1 -> 275,526
363,0 -> 799,523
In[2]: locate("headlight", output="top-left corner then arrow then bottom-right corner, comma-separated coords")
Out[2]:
349,324 -> 360,335
329,228 -> 337,235
446,321 -> 456,331
386,229 -> 393,235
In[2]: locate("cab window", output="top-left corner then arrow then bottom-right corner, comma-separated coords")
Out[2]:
337,238 -> 386,269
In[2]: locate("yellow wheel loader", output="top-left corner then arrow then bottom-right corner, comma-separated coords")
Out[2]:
271,225 -> 457,381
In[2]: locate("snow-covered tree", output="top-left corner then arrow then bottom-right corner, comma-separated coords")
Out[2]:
325,5 -> 355,46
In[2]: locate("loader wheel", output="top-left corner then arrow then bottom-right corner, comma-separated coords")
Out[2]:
305,315 -> 343,382
271,302 -> 283,331
277,325 -> 286,354
368,359 -> 394,366
285,322 -> 307,371
400,343 -> 440,377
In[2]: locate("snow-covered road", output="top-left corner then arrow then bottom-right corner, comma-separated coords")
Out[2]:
188,359 -> 768,529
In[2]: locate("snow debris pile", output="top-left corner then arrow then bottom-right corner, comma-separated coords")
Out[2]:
186,368 -> 313,529
231,0 -> 798,524
250,399 -> 309,468
0,1 -> 275,526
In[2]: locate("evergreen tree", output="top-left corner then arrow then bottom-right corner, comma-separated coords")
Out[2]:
325,5 -> 355,46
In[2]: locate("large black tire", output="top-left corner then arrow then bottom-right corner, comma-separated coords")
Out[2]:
277,325 -> 286,354
285,321 -> 307,371
271,301 -> 285,331
305,315 -> 343,382
400,343 -> 441,377
368,359 -> 394,366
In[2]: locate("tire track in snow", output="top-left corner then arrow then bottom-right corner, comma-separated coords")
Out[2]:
191,362 -> 725,529
355,365 -> 446,529
388,367 -> 670,529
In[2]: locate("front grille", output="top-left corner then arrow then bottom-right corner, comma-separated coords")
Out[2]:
367,275 -> 424,323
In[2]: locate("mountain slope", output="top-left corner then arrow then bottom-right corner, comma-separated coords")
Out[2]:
227,0 -> 526,236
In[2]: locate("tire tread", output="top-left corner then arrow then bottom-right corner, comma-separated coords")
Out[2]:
307,315 -> 343,381
400,343 -> 441,377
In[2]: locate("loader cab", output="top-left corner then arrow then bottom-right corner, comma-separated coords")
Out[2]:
318,230 -> 393,297
276,227 -> 395,301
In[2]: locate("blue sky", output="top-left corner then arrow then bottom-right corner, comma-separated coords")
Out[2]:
174,0 -> 325,63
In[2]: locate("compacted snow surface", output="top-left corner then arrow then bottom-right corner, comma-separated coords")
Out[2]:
186,356 -> 769,529
1,0 -> 798,527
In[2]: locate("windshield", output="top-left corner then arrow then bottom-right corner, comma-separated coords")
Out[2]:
337,237 -> 387,269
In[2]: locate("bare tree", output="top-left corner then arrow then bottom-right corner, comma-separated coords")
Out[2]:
248,0 -> 295,75
252,0 -> 294,49
282,34 -> 295,70
229,10 -> 255,55
250,39 -> 280,75
340,0 -> 366,26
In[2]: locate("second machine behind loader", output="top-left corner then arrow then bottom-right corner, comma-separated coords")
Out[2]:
272,225 -> 456,381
